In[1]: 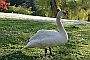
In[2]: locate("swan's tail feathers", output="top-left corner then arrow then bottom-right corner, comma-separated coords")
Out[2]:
20,45 -> 29,51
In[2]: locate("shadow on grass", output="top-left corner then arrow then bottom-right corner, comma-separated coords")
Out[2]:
0,51 -> 40,60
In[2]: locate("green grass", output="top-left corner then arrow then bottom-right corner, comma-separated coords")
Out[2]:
0,18 -> 90,60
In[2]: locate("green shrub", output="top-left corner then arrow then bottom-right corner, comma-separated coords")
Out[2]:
6,6 -> 33,15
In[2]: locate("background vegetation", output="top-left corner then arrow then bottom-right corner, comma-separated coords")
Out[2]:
8,0 -> 90,20
0,0 -> 89,20
6,6 -> 32,15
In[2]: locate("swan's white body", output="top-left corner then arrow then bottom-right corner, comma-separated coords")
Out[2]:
27,29 -> 68,48
26,11 -> 68,49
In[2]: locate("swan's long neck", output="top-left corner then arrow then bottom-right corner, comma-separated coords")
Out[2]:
56,14 -> 68,40
56,17 -> 65,33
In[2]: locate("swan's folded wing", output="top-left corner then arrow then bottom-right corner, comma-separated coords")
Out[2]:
28,30 -> 59,41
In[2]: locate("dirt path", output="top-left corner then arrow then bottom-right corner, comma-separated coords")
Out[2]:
0,12 -> 90,25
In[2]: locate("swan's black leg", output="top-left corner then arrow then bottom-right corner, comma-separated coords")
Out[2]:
49,47 -> 52,56
45,48 -> 47,56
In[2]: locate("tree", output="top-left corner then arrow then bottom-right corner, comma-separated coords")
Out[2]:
50,0 -> 58,17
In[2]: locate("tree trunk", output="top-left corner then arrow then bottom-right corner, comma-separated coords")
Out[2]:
50,0 -> 68,18
50,0 -> 58,17
87,13 -> 90,21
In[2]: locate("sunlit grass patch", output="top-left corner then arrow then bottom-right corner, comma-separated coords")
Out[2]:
0,18 -> 90,60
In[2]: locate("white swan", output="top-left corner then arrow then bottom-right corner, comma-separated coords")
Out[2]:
26,10 -> 68,56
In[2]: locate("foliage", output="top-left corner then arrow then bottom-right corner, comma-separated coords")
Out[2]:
8,0 -> 90,20
32,0 -> 90,20
6,6 -> 32,15
9,0 -> 24,6
34,0 -> 52,17
9,0 -> 52,17
0,0 -> 9,12
9,0 -> 36,10
55,0 -> 89,20
0,18 -> 90,60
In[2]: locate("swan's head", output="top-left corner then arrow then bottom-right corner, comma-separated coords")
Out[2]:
56,10 -> 67,19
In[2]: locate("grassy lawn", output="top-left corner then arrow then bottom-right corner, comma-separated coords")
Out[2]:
0,18 -> 90,60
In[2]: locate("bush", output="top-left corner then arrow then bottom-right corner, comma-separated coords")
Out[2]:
6,6 -> 33,15
0,0 -> 9,12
